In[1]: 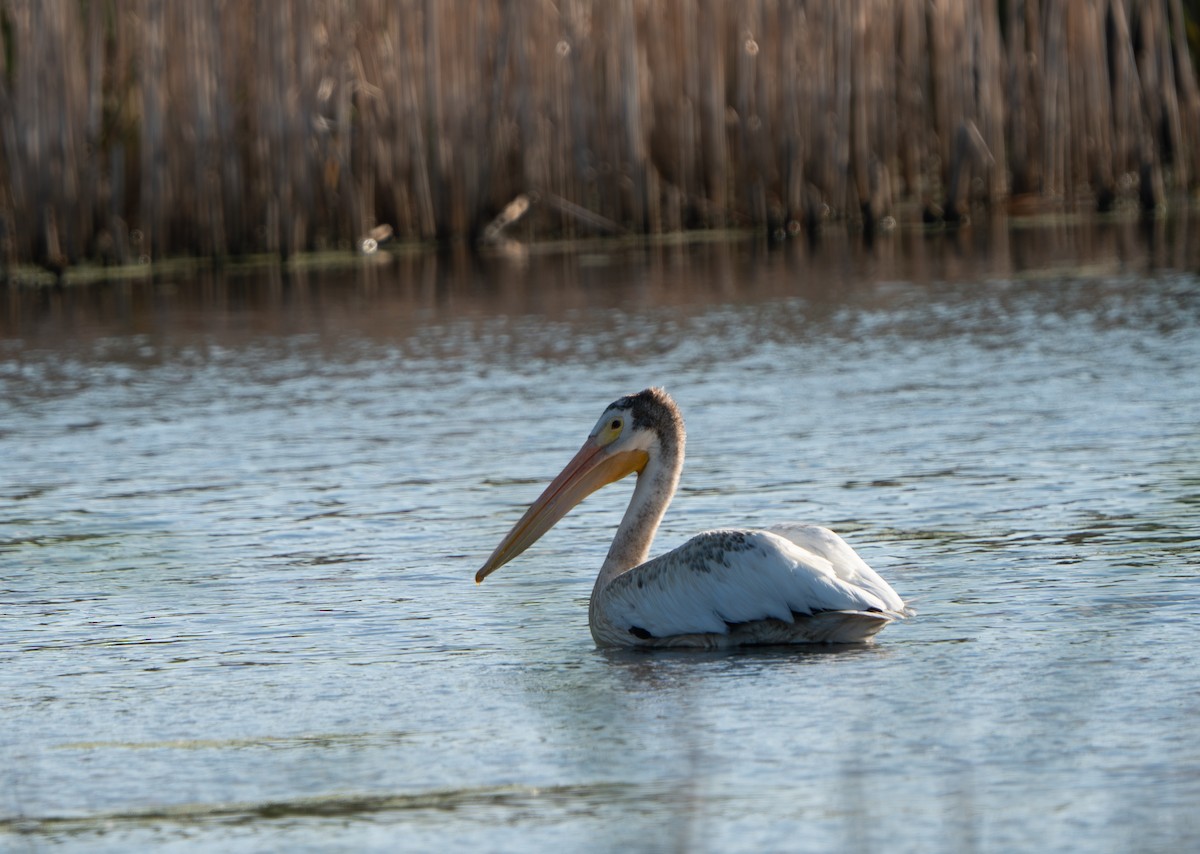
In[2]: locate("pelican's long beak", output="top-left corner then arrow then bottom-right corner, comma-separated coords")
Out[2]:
476,438 -> 648,583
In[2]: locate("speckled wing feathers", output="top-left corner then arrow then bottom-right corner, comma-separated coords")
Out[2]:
599,527 -> 906,641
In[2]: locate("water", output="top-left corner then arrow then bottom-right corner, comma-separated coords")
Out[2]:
3,221 -> 1200,852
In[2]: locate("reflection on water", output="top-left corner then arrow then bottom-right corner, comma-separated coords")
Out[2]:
3,213 -> 1196,353
3,216 -> 1200,852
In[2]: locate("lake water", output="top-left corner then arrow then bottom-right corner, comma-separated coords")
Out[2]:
3,218 -> 1200,852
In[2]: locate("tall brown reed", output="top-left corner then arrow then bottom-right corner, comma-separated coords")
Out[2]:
0,0 -> 1197,272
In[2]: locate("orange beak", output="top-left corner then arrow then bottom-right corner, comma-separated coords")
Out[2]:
476,437 -> 648,583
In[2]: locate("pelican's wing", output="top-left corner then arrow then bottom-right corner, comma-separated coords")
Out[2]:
599,528 -> 908,640
764,523 -> 911,615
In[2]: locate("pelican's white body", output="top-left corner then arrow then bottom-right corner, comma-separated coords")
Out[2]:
591,525 -> 908,648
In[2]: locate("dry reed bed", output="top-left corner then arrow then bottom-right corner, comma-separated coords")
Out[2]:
0,0 -> 1197,271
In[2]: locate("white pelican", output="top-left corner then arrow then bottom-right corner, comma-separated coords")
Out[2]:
476,388 -> 910,648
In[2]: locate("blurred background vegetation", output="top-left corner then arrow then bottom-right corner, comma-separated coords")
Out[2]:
2,0 -> 1199,273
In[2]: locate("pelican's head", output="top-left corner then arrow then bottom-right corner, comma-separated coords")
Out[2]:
475,388 -> 681,583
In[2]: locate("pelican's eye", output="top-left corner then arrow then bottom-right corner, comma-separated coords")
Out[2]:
592,411 -> 625,442
597,416 -> 624,444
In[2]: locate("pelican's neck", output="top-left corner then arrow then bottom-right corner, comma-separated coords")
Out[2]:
591,422 -> 684,599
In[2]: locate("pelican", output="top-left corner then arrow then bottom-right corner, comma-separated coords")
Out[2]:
476,388 -> 910,648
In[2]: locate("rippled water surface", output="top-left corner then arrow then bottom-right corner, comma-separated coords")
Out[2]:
3,221 -> 1200,852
